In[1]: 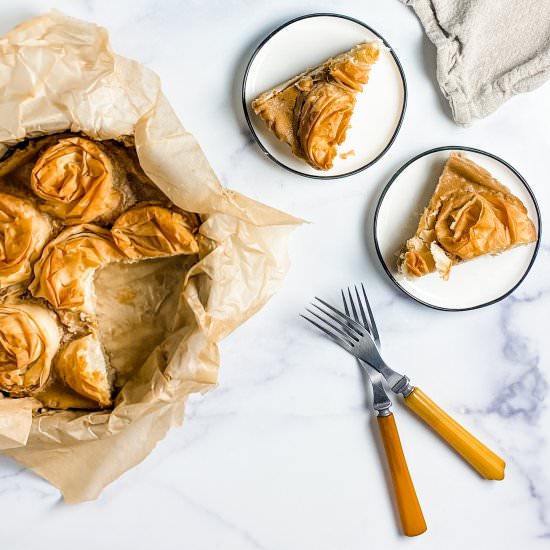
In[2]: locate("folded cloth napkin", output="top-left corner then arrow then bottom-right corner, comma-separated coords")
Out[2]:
402,0 -> 550,125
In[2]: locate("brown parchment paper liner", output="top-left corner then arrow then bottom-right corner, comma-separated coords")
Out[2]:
0,11 -> 301,502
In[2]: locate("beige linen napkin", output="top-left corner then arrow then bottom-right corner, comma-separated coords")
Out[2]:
402,0 -> 550,125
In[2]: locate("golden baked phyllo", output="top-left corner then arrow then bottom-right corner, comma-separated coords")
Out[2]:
0,192 -> 51,286
31,137 -> 123,224
111,203 -> 199,259
55,333 -> 112,407
0,133 -> 202,409
29,224 -> 123,314
252,42 -> 380,171
399,153 -> 537,279
0,303 -> 60,395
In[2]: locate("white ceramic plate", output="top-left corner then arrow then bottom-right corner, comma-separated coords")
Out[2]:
242,13 -> 406,179
374,147 -> 541,311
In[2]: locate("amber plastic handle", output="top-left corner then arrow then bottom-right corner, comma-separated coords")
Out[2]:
404,387 -> 505,480
377,413 -> 427,537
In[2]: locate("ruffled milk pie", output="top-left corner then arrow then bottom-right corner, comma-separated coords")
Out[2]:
0,192 -> 51,287
399,153 -> 537,279
111,204 -> 200,259
252,42 -> 380,170
31,137 -> 122,224
0,133 -> 203,410
0,303 -> 60,395
29,224 -> 123,314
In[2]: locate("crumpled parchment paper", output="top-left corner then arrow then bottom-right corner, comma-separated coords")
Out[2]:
0,10 -> 301,502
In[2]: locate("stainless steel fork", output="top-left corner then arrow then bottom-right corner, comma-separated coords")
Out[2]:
341,288 -> 391,416
302,285 -> 505,481
341,288 -> 426,537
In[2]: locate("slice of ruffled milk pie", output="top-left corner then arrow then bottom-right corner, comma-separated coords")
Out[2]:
399,153 -> 537,279
251,42 -> 380,171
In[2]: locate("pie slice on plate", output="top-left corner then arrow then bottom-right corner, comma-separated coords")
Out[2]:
251,42 -> 380,171
399,152 -> 537,279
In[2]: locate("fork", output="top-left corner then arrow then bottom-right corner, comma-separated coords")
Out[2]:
341,290 -> 427,537
302,285 -> 505,481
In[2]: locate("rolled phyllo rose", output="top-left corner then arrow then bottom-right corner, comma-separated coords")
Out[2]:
0,192 -> 51,287
434,191 -> 536,260
403,190 -> 536,278
29,225 -> 123,314
30,137 -> 122,224
295,83 -> 356,171
328,42 -> 380,91
111,204 -> 200,260
294,44 -> 379,171
251,42 -> 379,171
55,333 -> 112,407
0,303 -> 60,395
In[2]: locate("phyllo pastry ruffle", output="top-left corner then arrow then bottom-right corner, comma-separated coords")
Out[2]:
55,333 -> 112,407
29,224 -> 123,313
111,203 -> 200,259
0,303 -> 60,395
399,153 -> 537,279
31,376 -> 105,410
31,137 -> 122,224
252,42 -> 380,170
0,192 -> 51,287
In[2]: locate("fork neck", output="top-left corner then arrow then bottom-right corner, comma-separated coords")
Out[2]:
392,375 -> 414,398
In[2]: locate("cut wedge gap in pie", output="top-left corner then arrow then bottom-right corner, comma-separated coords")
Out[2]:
251,42 -> 381,171
399,152 -> 537,280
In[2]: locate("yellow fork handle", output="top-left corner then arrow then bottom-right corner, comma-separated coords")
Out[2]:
377,413 -> 427,537
404,387 -> 505,480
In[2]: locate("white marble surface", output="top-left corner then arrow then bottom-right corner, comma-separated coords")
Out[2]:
1,1 -> 549,548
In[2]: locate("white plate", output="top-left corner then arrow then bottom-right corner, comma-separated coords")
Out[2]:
374,147 -> 541,311
242,13 -> 406,179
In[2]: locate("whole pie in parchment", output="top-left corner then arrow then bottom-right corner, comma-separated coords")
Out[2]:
251,42 -> 380,171
399,152 -> 537,279
0,134 -> 201,409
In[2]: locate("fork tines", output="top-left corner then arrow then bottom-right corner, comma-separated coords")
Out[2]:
343,283 -> 380,345
301,296 -> 366,351
302,283 -> 381,351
